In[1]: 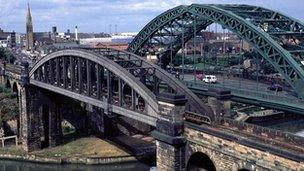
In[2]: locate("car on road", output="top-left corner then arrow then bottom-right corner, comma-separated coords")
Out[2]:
202,75 -> 217,83
267,84 -> 283,91
168,70 -> 180,79
196,73 -> 204,80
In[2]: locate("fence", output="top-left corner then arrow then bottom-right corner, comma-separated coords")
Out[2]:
0,135 -> 18,147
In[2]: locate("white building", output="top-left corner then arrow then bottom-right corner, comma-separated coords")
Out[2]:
120,32 -> 138,37
0,40 -> 8,48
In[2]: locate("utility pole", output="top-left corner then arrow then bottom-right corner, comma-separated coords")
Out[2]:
110,24 -> 112,35
115,24 -> 117,35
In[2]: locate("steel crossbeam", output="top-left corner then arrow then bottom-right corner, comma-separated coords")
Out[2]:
128,4 -> 304,99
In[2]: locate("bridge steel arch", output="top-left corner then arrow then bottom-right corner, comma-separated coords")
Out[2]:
88,48 -> 213,119
128,4 -> 304,99
29,49 -> 159,126
29,48 -> 213,125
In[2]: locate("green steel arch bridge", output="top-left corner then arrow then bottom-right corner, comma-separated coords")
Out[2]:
128,4 -> 304,102
0,4 -> 303,170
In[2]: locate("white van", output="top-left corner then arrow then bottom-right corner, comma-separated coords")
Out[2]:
202,75 -> 217,83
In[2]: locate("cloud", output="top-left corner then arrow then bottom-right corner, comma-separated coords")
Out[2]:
0,0 -> 21,28
0,0 -> 303,33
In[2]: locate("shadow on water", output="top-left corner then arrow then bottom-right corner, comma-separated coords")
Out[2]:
0,160 -> 150,171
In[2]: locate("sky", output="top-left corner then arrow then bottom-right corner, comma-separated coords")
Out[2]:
0,0 -> 303,33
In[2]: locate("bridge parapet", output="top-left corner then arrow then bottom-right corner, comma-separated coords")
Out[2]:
185,80 -> 304,105
184,123 -> 304,170
0,61 -> 22,83
185,80 -> 304,115
215,117 -> 304,150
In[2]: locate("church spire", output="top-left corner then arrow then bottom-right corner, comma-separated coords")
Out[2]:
26,3 -> 34,51
26,3 -> 32,25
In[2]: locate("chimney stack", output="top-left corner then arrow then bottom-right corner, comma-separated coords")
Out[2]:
75,26 -> 78,41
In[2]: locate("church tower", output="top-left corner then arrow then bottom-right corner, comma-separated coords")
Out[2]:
26,3 -> 34,51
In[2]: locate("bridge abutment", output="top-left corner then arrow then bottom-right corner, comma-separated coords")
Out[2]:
19,62 -> 39,152
152,93 -> 187,171
19,61 -> 63,151
20,87 -> 63,151
20,85 -> 41,152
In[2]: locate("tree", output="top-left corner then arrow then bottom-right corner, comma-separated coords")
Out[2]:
0,47 -> 16,64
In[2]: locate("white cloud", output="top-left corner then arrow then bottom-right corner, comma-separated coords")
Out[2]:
0,0 -> 20,28
0,0 -> 303,33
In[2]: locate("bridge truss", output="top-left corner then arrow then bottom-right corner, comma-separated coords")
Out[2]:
128,4 -> 304,98
29,49 -> 213,126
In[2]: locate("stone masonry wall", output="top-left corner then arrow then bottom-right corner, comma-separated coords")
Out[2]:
207,97 -> 231,117
153,94 -> 187,171
184,127 -> 304,171
156,140 -> 185,171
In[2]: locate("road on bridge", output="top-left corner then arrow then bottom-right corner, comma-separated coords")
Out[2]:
180,74 -> 297,99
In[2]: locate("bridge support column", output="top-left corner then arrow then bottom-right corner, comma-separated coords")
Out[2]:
207,88 -> 232,117
20,86 -> 42,152
103,98 -> 117,137
88,106 -> 105,135
152,93 -> 187,171
19,61 -> 41,152
49,102 -> 62,147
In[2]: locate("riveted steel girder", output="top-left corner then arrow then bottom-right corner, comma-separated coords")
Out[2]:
29,48 -> 214,124
94,48 -> 213,120
29,49 -> 159,126
128,4 -> 304,99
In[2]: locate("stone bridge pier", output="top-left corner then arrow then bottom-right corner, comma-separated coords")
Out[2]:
152,92 -> 304,171
17,62 -> 99,151
152,93 -> 188,171
20,89 -> 61,152
19,69 -> 62,151
19,88 -> 111,151
17,62 -> 135,152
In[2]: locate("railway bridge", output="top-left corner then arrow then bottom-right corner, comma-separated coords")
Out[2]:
0,3 -> 303,171
0,47 -> 303,170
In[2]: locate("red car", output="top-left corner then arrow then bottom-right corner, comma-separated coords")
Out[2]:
196,73 -> 204,80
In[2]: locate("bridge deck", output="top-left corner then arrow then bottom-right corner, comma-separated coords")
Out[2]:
30,79 -> 158,126
184,81 -> 304,115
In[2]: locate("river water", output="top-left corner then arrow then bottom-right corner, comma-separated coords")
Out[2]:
0,160 -> 151,171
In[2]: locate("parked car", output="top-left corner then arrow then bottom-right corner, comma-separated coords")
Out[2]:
202,75 -> 217,83
267,84 -> 283,91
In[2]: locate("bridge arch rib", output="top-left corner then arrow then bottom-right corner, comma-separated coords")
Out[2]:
87,48 -> 213,120
29,49 -> 159,126
29,48 -> 213,125
128,4 -> 304,99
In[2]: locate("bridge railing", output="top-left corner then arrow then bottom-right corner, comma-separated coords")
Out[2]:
0,135 -> 18,148
215,117 -> 304,149
184,80 -> 304,106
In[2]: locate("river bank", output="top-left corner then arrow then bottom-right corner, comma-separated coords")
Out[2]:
0,158 -> 150,171
0,137 -> 138,165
